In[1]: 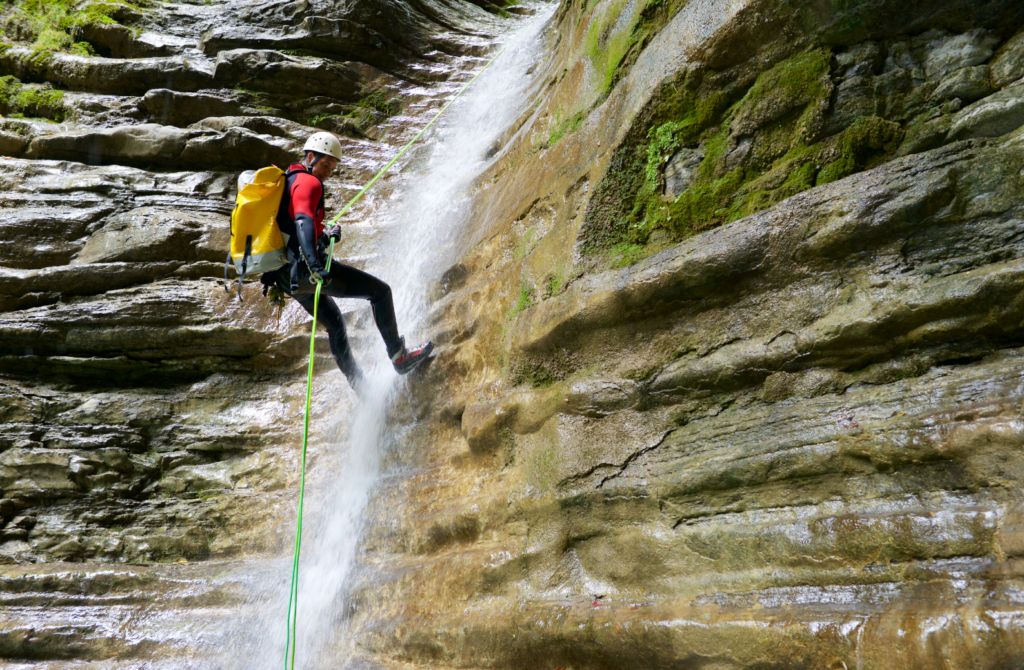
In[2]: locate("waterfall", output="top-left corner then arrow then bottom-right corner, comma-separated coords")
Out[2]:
216,5 -> 555,668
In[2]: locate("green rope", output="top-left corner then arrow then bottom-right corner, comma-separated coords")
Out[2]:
282,43 -> 509,670
283,237 -> 334,670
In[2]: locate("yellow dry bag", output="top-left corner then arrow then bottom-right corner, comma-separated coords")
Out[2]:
224,166 -> 290,299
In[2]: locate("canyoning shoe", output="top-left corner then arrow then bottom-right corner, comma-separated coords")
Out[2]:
391,338 -> 434,375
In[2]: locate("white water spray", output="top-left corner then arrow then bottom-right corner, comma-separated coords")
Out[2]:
218,6 -> 554,669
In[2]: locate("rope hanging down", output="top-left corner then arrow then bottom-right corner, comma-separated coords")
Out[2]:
283,43 -> 509,670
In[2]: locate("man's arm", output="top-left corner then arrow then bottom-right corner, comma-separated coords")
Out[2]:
290,175 -> 326,277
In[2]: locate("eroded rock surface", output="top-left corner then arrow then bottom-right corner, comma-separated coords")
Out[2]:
0,0 -> 513,665
5,0 -> 1024,669
334,2 -> 1024,669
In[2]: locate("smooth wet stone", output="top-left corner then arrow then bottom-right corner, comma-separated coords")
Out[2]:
211,48 -> 370,100
0,48 -> 217,96
931,65 -> 994,103
949,85 -> 1024,139
992,31 -> 1024,89
25,124 -> 192,167
141,89 -> 249,127
80,23 -> 186,59
199,16 -> 421,78
21,122 -> 297,170
72,207 -> 227,266
923,29 -> 999,80
0,130 -> 29,156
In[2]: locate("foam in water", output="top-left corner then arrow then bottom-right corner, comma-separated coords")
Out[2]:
217,6 -> 555,668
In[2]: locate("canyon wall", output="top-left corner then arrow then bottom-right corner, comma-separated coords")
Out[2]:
4,0 -> 1024,668
352,0 -> 1024,668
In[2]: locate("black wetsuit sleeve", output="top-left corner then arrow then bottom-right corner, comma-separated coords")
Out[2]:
294,213 -> 322,272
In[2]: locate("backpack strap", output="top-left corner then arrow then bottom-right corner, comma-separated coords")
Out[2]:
224,201 -> 237,293
237,234 -> 252,301
278,166 -> 326,257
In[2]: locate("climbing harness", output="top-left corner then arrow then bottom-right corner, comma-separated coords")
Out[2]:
282,43 -> 509,670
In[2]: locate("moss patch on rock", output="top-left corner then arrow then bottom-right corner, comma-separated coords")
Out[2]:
582,0 -> 697,96
0,74 -> 64,120
816,115 -> 904,185
547,108 -> 585,147
579,47 -> 910,256
1,0 -> 141,56
584,0 -> 644,94
338,90 -> 402,131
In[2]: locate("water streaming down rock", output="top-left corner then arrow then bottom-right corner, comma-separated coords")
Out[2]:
298,11 -> 556,666
210,8 -> 555,670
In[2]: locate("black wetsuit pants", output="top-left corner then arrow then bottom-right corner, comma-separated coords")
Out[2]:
271,261 -> 402,388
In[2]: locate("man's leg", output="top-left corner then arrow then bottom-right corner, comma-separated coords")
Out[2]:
320,263 -> 403,356
292,292 -> 365,391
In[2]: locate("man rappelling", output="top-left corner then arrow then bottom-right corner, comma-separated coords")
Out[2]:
260,132 -> 433,394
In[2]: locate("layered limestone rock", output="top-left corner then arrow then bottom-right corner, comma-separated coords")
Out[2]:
336,1 -> 1024,669
0,0 -> 514,664
5,0 -> 1024,668
0,0 -> 507,564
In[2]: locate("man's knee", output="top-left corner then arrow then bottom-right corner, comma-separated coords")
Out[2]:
373,280 -> 392,304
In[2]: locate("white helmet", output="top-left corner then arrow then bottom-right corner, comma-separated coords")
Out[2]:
302,131 -> 343,161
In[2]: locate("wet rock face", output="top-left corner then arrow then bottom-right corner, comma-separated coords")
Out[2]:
4,0 -> 1024,668
336,3 -> 1024,670
0,156 -> 318,566
577,21 -> 1024,255
0,0 -> 509,661
0,0 -> 498,572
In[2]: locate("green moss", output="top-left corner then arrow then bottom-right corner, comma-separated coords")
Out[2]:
817,116 -> 905,185
817,154 -> 853,185
545,273 -> 562,297
354,90 -> 401,116
581,49 -> 843,255
26,47 -> 53,68
624,364 -> 659,381
665,166 -> 746,236
513,228 -> 534,260
0,73 -> 64,121
5,0 -> 134,56
307,112 -> 336,127
598,0 -> 696,94
732,48 -> 832,137
0,75 -> 19,105
68,41 -> 96,56
609,242 -> 648,268
585,0 -> 642,94
341,90 -> 401,130
33,26 -> 72,51
512,360 -> 556,388
279,48 -> 318,58
510,281 -> 535,319
547,108 -> 585,147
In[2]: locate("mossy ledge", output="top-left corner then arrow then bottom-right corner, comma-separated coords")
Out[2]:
578,43 -> 916,261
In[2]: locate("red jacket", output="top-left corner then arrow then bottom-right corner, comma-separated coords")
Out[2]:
284,163 -> 326,239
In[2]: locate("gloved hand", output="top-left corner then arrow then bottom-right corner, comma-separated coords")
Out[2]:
309,265 -> 332,286
326,224 -> 342,242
